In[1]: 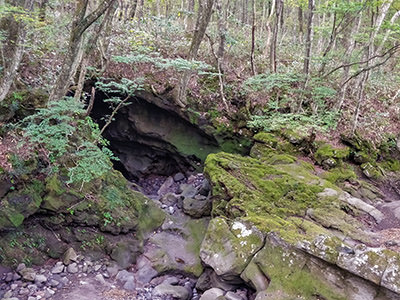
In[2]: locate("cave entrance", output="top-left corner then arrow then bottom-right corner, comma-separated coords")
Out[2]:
89,89 -> 220,183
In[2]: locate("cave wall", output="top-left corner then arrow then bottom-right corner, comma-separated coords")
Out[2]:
91,90 -> 220,180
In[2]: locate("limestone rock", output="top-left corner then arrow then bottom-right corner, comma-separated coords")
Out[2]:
199,288 -> 224,300
110,240 -> 141,269
152,283 -> 190,300
200,218 -> 264,278
51,262 -> 64,274
240,260 -> 269,292
183,196 -> 211,218
116,270 -> 135,283
135,256 -> 158,283
67,263 -> 78,274
20,268 -> 36,282
62,247 -> 78,265
145,215 -> 208,277
196,268 -> 240,292
34,274 -> 47,284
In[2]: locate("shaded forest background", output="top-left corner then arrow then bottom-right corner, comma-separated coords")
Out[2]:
0,0 -> 399,143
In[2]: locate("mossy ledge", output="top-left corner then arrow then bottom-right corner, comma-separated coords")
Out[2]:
203,135 -> 400,297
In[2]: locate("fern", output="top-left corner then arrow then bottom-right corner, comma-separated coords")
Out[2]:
19,97 -> 116,185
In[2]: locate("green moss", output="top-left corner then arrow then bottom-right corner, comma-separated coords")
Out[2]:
204,152 -> 341,244
314,143 -> 350,166
322,166 -> 357,184
137,198 -> 165,239
265,154 -> 297,165
378,159 -> 400,172
341,133 -> 378,163
255,244 -> 346,300
46,175 -> 65,195
361,162 -> 383,180
253,132 -> 279,146
8,212 -> 24,227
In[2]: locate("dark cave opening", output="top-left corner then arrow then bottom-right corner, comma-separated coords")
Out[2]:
89,88 -> 220,182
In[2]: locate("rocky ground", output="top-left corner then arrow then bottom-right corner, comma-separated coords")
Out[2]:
0,173 -> 251,300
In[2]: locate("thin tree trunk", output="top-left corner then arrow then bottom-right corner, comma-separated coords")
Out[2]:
303,0 -> 314,79
298,6 -> 303,42
129,0 -> 138,19
351,0 -> 393,134
0,0 -> 34,103
177,0 -> 214,107
241,0 -> 248,24
376,10 -> 400,54
263,0 -> 275,57
49,0 -> 117,102
250,0 -> 256,75
74,4 -> 116,100
270,0 -> 282,73
137,0 -> 144,19
336,9 -> 362,111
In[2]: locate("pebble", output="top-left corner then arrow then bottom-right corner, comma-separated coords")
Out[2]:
51,262 -> 64,274
94,264 -> 102,272
49,279 -> 59,287
19,287 -> 29,295
67,263 -> 78,274
95,274 -> 106,285
6,273 -> 14,282
44,288 -> 55,298
34,274 -> 47,284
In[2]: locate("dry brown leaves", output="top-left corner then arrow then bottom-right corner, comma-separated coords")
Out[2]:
0,134 -> 35,173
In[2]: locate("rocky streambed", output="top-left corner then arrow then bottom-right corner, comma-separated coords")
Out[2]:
0,173 -> 252,300
2,93 -> 400,300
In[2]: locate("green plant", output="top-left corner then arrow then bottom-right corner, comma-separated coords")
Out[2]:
103,211 -> 113,226
248,111 -> 339,133
18,97 -> 117,187
94,234 -> 105,245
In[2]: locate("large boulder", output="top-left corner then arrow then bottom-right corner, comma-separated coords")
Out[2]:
200,218 -> 264,279
203,133 -> 400,299
143,212 -> 208,277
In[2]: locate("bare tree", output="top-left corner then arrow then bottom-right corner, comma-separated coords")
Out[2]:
351,0 -> 393,134
270,0 -> 283,73
250,0 -> 256,75
0,0 -> 34,103
49,0 -> 118,102
303,0 -> 314,79
176,0 -> 215,107
74,4 -> 117,100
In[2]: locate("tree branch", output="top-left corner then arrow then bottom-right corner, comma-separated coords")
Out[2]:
323,43 -> 400,78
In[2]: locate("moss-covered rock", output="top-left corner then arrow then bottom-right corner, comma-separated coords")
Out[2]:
199,217 -> 264,278
361,162 -> 383,180
0,180 -> 44,230
253,235 -> 347,300
203,138 -> 400,296
322,165 -> 357,184
314,143 -> 350,169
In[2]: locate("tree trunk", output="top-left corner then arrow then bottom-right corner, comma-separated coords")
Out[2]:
270,0 -> 282,73
0,0 -> 34,103
351,0 -> 393,134
137,0 -> 144,19
74,4 -> 117,100
49,0 -> 117,102
177,0 -> 214,107
298,6 -> 303,42
241,0 -> 248,24
129,0 -> 138,19
250,0 -> 256,75
303,0 -> 314,79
